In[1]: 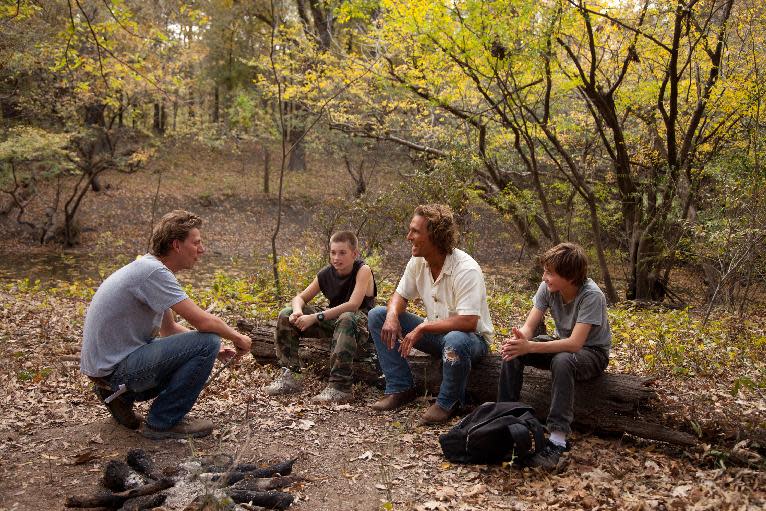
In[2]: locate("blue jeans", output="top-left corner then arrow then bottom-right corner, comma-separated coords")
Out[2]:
105,331 -> 220,430
369,306 -> 488,410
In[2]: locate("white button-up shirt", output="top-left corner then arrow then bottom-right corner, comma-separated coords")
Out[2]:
395,248 -> 494,341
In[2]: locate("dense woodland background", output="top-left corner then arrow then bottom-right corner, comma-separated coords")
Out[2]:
1,1 -> 765,509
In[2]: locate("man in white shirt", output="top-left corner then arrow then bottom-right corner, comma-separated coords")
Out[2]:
369,204 -> 493,424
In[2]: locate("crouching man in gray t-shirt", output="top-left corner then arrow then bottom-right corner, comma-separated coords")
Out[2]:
80,210 -> 252,440
497,243 -> 611,469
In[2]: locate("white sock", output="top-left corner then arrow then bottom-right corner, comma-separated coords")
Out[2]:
549,431 -> 567,447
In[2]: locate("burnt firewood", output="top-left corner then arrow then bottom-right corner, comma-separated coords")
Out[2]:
213,458 -> 297,485
118,493 -> 167,511
66,478 -> 174,508
227,490 -> 294,509
103,460 -> 137,492
126,449 -> 161,480
232,475 -> 300,492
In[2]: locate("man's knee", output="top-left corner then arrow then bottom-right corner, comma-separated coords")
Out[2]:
199,333 -> 221,358
337,311 -> 356,325
368,306 -> 387,331
550,352 -> 576,375
442,331 -> 472,365
277,307 -> 293,321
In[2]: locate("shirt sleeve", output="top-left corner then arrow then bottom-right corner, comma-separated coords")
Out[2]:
575,291 -> 605,326
532,281 -> 550,312
452,268 -> 485,316
395,258 -> 420,301
132,267 -> 189,313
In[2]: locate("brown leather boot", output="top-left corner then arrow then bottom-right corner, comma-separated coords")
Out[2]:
418,402 -> 456,425
370,388 -> 417,411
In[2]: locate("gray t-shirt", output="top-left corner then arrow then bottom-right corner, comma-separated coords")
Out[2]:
533,278 -> 611,353
80,254 -> 188,377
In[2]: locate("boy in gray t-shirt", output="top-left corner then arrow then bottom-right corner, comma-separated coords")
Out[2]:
497,243 -> 611,469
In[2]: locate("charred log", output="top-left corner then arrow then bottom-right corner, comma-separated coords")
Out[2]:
227,490 -> 294,510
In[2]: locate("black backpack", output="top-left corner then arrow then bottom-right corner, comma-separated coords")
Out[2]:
439,402 -> 545,464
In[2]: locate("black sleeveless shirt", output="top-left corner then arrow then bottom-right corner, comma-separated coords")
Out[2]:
317,259 -> 377,313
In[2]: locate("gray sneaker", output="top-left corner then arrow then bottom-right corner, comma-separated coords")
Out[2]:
141,417 -> 214,440
264,368 -> 302,396
527,440 -> 568,470
311,386 -> 353,404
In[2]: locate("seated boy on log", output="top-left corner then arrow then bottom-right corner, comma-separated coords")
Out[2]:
497,242 -> 611,469
264,231 -> 377,403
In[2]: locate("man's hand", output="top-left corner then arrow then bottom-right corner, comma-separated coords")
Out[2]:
500,327 -> 531,361
381,314 -> 402,350
218,346 -> 237,364
398,325 -> 423,358
234,333 -> 252,357
288,310 -> 303,324
294,313 -> 318,332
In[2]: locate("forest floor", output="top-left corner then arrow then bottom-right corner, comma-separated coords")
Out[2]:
0,140 -> 764,510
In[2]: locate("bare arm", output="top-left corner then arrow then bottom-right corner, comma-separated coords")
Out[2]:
321,265 -> 373,319
501,307 -> 592,360
288,278 -> 321,323
293,266 -> 374,331
171,299 -> 252,353
159,309 -> 190,337
380,292 -> 408,349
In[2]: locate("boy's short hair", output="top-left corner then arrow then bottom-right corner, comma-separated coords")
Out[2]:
540,242 -> 588,287
330,230 -> 358,251
150,210 -> 202,256
414,203 -> 457,254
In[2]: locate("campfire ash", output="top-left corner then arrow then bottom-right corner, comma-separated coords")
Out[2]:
65,448 -> 300,510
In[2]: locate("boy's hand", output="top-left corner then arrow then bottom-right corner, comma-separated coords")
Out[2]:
294,314 -> 317,331
500,327 -> 530,360
288,310 -> 303,324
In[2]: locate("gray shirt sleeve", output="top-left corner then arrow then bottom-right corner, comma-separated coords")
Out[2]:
532,281 -> 550,312
575,291 -> 604,326
132,266 -> 188,313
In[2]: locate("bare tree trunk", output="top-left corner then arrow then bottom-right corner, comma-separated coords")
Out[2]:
263,148 -> 270,194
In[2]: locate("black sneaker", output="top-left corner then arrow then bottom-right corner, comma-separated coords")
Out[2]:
94,386 -> 141,430
527,440 -> 568,470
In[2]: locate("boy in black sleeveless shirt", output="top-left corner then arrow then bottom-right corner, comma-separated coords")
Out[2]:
265,231 -> 377,403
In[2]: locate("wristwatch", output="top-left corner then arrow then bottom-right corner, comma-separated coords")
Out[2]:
317,312 -> 325,322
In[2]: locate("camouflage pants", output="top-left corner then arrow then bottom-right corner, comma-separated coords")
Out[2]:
275,305 -> 370,391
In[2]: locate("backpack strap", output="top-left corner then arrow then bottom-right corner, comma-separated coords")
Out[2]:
507,423 -> 533,459
519,411 -> 546,454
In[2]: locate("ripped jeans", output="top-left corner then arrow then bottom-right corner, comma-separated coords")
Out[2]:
369,306 -> 488,410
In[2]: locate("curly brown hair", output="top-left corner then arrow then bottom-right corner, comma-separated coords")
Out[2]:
149,210 -> 202,256
414,204 -> 458,255
539,242 -> 588,287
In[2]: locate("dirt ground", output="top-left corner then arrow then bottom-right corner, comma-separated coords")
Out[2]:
0,141 -> 764,510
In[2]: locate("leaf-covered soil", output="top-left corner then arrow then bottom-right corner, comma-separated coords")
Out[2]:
0,141 -> 764,510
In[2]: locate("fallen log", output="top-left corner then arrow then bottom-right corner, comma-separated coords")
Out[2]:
239,319 -> 697,446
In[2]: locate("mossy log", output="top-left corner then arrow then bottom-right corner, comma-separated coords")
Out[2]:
238,319 -> 698,446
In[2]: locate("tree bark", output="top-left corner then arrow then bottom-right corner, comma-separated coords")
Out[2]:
239,320 -> 698,446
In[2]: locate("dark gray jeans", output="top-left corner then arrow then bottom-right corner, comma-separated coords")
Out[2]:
496,336 -> 608,434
